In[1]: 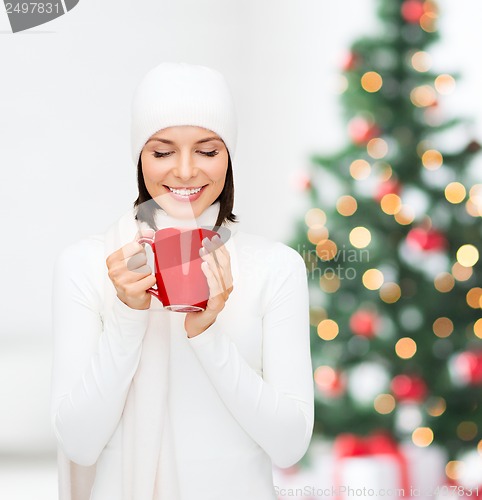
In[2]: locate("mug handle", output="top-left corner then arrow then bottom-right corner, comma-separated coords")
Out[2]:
137,236 -> 160,299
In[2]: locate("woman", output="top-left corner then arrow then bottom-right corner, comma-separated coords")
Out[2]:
50,62 -> 314,500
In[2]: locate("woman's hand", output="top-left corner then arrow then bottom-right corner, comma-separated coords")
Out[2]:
185,235 -> 234,338
106,229 -> 157,310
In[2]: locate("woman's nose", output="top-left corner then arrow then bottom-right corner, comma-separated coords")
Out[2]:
174,154 -> 197,180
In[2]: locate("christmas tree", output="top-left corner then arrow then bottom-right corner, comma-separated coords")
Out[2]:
289,0 -> 482,473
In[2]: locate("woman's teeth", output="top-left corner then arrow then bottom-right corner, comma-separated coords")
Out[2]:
168,186 -> 203,196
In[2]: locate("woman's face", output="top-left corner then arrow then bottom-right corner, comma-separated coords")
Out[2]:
140,125 -> 229,219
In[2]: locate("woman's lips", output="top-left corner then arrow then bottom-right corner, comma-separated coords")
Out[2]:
163,184 -> 207,202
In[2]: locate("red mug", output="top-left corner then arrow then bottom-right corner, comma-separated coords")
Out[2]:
138,227 -> 220,312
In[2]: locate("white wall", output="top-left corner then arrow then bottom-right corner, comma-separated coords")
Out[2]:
0,0 -> 481,456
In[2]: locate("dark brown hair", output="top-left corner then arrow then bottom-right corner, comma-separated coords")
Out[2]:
133,153 -> 238,231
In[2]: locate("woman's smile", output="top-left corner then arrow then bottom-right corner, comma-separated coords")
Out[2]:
163,184 -> 209,202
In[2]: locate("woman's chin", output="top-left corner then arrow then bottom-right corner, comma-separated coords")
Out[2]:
160,200 -> 205,220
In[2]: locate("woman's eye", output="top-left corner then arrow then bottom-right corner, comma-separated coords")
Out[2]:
153,150 -> 218,158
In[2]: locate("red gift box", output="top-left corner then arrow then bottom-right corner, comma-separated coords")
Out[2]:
333,432 -> 410,499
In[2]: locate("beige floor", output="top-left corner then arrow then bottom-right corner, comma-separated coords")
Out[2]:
0,458 -> 57,500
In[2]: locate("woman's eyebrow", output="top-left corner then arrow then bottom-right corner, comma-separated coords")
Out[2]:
146,138 -> 174,145
196,136 -> 223,144
146,136 -> 222,145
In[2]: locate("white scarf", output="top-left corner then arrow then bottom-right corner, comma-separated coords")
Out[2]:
57,201 -> 239,500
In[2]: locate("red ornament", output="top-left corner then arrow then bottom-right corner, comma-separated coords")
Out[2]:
374,179 -> 401,202
451,351 -> 482,386
401,0 -> 425,24
348,117 -> 380,145
349,310 -> 380,338
342,51 -> 359,72
314,366 -> 346,398
391,374 -> 428,402
406,227 -> 447,252
292,171 -> 312,192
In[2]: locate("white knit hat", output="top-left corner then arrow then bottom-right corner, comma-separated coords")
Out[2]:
130,62 -> 237,165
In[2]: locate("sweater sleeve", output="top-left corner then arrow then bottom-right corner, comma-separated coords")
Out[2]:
186,244 -> 314,468
50,238 -> 150,466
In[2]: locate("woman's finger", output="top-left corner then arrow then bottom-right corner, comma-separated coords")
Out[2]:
126,252 -> 147,271
201,261 -> 223,300
201,243 -> 234,294
116,264 -> 153,285
200,248 -> 227,293
107,241 -> 142,266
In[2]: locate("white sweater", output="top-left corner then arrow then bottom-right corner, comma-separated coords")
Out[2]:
50,205 -> 314,500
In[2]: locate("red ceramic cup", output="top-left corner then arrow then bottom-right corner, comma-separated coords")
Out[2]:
138,227 -> 219,312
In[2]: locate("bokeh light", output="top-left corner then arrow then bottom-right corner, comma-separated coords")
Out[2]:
426,397 -> 446,417
380,282 -> 402,303
435,74 -> 456,95
422,149 -> 443,170
412,427 -> 434,447
307,225 -> 329,245
452,262 -> 473,282
317,319 -> 339,340
469,184 -> 482,203
336,195 -> 358,216
467,184 -> 482,216
394,206 -> 416,225
320,272 -> 341,293
420,12 -> 437,33
349,226 -> 372,248
363,269 -> 385,290
465,199 -> 481,217
445,461 -> 461,481
457,244 -> 479,267
411,51 -> 431,72
305,208 -> 327,227
434,272 -> 455,293
314,366 -> 336,390
467,287 -> 482,309
316,240 -> 338,261
367,138 -> 388,159
395,337 -> 417,359
457,421 -> 478,441
374,394 -> 396,414
314,365 -> 344,397
474,319 -> 482,339
411,85 -> 437,107
378,163 -> 393,181
432,317 -> 454,338
380,193 -> 402,215
350,159 -> 371,180
361,71 -> 383,93
445,182 -> 466,204
424,0 -> 438,15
